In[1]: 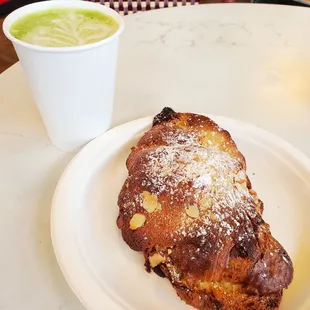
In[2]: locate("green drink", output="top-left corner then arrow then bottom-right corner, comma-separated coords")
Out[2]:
10,7 -> 119,47
3,0 -> 124,151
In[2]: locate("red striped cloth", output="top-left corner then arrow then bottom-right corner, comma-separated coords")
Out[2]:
87,0 -> 200,15
0,0 -> 200,17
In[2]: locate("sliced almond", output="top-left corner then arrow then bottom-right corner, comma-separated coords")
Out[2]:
162,166 -> 172,176
235,170 -> 246,183
149,253 -> 165,267
185,205 -> 200,219
199,196 -> 211,211
193,155 -> 201,162
129,213 -> 146,230
167,249 -> 172,255
236,182 -> 248,191
210,213 -> 217,221
235,171 -> 248,190
142,191 -> 162,213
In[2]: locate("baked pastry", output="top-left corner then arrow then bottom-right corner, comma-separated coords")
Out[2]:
117,108 -> 293,310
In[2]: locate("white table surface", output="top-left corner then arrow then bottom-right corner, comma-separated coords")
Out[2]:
1,3 -> 310,309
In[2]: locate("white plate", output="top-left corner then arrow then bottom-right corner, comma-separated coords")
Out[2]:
51,116 -> 310,310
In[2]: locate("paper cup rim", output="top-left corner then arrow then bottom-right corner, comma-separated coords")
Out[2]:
2,0 -> 124,53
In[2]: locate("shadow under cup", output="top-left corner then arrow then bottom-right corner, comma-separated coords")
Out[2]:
2,0 -> 124,152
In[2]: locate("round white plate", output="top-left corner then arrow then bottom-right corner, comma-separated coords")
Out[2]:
51,116 -> 310,310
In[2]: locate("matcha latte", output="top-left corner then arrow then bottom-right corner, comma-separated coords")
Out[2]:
3,0 -> 124,151
10,8 -> 119,47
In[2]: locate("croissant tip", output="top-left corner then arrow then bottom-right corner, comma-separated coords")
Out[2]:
152,107 -> 177,127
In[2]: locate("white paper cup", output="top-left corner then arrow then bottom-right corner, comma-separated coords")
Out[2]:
3,0 -> 124,152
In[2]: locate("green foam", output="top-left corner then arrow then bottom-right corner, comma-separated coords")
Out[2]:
10,8 -> 119,47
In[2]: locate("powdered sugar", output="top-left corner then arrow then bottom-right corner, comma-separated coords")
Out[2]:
136,141 -> 258,253
143,145 -> 240,195
193,174 -> 212,189
161,128 -> 198,146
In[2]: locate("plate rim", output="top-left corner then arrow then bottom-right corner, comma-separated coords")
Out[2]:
51,115 -> 310,310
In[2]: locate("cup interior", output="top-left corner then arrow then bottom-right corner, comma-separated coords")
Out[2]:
2,0 -> 125,52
